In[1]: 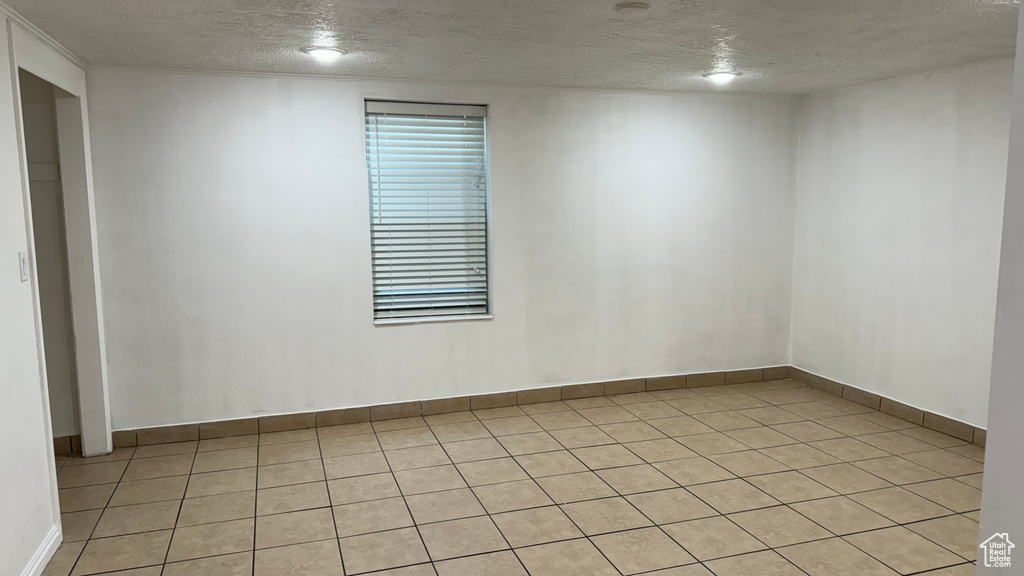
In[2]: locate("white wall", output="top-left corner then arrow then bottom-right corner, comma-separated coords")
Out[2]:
790,60 -> 1014,427
0,17 -> 61,576
86,66 -> 799,430
22,70 -> 79,439
979,7 -> 1024,564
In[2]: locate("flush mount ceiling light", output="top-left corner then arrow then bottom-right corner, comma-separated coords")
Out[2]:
704,71 -> 740,86
613,2 -> 651,13
302,46 -> 346,63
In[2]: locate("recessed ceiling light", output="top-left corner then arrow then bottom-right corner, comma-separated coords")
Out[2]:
614,2 -> 650,13
704,71 -> 740,86
302,46 -> 346,63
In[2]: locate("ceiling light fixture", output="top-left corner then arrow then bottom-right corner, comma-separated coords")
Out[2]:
613,2 -> 650,13
704,71 -> 740,86
302,46 -> 346,63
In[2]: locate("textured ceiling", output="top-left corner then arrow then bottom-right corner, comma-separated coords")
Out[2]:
7,0 -> 1019,93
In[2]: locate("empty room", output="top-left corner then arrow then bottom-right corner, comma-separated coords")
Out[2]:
2,1 -> 1024,575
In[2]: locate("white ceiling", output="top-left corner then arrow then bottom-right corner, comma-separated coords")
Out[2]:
7,0 -> 1019,93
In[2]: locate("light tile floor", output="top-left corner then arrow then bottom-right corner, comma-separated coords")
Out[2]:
44,379 -> 984,576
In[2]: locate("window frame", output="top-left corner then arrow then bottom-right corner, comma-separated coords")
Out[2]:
364,99 -> 493,326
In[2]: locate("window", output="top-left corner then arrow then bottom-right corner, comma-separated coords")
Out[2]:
365,101 -> 489,321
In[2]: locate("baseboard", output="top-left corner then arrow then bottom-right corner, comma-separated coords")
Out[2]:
112,365 -> 791,447
787,365 -> 986,447
110,363 -> 986,449
20,525 -> 60,576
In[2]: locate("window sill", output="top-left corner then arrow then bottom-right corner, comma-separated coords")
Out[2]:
374,314 -> 494,327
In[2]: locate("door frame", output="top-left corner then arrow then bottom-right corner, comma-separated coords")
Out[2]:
8,18 -> 111,527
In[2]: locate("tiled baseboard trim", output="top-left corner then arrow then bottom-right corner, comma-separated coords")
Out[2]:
111,366 -> 787,447
53,434 -> 82,456
109,364 -> 986,450
787,366 -> 986,447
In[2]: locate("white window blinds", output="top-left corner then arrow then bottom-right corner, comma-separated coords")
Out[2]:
365,101 -> 489,320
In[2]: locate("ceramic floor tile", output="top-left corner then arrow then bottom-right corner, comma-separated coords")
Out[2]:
93,500 -> 180,538
328,472 -> 401,504
255,507 -> 337,548
704,550 -> 806,576
61,510 -> 102,542
693,411 -> 762,432
728,505 -> 832,547
482,416 -> 543,436
600,421 -> 666,443
852,456 -> 945,485
626,487 -> 718,524
166,518 -> 254,562
198,436 -> 258,453
530,411 -> 591,431
623,439 -> 698,463
769,421 -> 845,443
257,459 -> 325,489
904,478 -> 982,512
560,496 -> 652,535
809,438 -> 890,462
404,488 -> 487,524
261,429 -> 318,445
373,417 -> 427,432
430,421 -> 492,443
906,515 -> 980,560
183,467 -> 255,498
71,530 -> 172,576
845,526 -> 964,574
789,495 -> 895,535
686,479 -> 780,514
757,444 -> 840,469
662,516 -> 767,561
647,416 -> 717,438
385,445 -> 452,471
434,550 -> 527,576
592,527 -> 696,574
849,487 -> 955,524
777,538 -> 898,576
442,438 -> 508,463
339,527 -> 430,574
121,454 -> 193,481
491,505 -> 583,547
624,402 -> 685,421
418,516 -> 509,561
333,496 -> 414,538
857,431 -> 936,455
801,463 -> 894,494
258,481 -> 330,515
903,450 -> 984,477
737,407 -> 805,426
571,444 -> 644,469
58,484 -> 117,513
57,461 -> 129,488
745,471 -> 838,503
724,427 -> 799,450
254,539 -> 344,576
394,465 -> 467,495
323,452 -> 390,479
515,538 -> 619,576
515,450 -> 587,477
596,463 -> 677,495
318,433 -> 381,458
535,471 -> 617,504
177,490 -> 255,526
897,428 -> 968,449
675,433 -> 750,456
377,428 -> 439,451
709,450 -> 791,477
549,426 -> 616,449
577,406 -> 639,426
497,431 -> 565,455
192,446 -> 258,472
132,443 -> 197,459
257,441 -> 320,466
456,457 -> 528,486
654,457 -> 735,486
163,551 -> 252,576
472,479 -> 553,513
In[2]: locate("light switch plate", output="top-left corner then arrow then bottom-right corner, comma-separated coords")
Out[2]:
19,251 -> 29,282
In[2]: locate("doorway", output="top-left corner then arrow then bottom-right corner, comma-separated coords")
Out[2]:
19,69 -> 82,455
